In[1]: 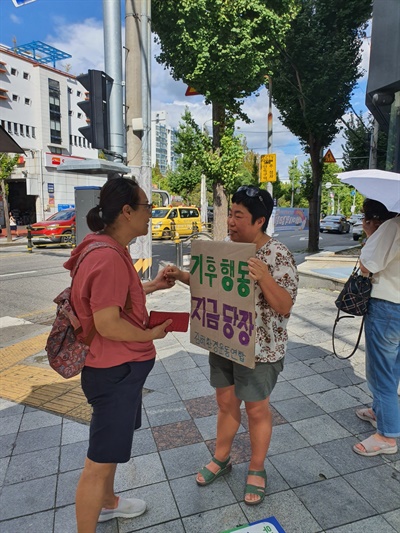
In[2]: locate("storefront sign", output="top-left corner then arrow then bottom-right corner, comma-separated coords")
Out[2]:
274,208 -> 309,232
190,241 -> 256,369
45,153 -> 85,168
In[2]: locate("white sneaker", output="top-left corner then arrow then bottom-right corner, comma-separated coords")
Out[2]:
98,496 -> 147,522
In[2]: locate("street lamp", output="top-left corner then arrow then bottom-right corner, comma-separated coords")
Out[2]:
200,118 -> 213,225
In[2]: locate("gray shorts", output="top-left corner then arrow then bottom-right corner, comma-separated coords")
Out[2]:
209,352 -> 283,402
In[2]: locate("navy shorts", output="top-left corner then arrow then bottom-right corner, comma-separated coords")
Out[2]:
81,359 -> 154,463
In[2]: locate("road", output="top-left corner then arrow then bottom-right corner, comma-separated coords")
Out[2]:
0,228 -> 355,332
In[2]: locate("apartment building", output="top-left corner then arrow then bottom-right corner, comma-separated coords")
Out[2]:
151,111 -> 179,175
0,42 -> 105,225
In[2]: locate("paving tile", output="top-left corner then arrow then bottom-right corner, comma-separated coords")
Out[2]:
131,427 -> 157,457
308,388 -> 361,413
280,360 -> 317,380
345,465 -> 400,513
182,503 -> 247,533
341,385 -> 373,405
118,482 -> 180,532
303,356 -> 336,374
0,475 -> 57,520
0,433 -> 17,458
160,353 -> 197,371
144,372 -> 174,391
0,456 -> 9,485
292,414 -> 351,445
329,406 -> 374,435
114,453 -> 166,492
272,396 -> 325,422
194,414 -> 246,441
54,503 -> 118,533
241,488 -> 321,533
140,519 -> 186,533
384,509 -> 400,532
56,468 -> 82,507
170,473 -> 236,517
145,400 -> 191,427
61,420 -> 89,445
267,423 -> 310,456
5,447 -> 59,484
0,510 -> 55,533
321,368 -> 365,387
270,380 -> 304,402
294,477 -> 376,530
169,366 -> 207,386
290,374 -> 337,395
174,378 -> 215,400
315,436 -> 384,475
60,440 -> 87,472
0,400 -> 25,418
190,352 -> 209,367
142,386 -> 181,408
205,431 -> 253,465
152,419 -> 203,451
184,394 -> 218,418
325,515 -> 397,532
0,413 -> 22,436
160,441 -> 212,480
13,424 -> 61,455
19,409 -> 62,432
289,345 -> 330,361
269,446 -> 339,488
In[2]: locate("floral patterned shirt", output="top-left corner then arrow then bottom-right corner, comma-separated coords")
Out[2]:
254,239 -> 298,363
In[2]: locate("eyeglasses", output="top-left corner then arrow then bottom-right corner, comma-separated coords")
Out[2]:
132,203 -> 153,213
236,186 -> 268,211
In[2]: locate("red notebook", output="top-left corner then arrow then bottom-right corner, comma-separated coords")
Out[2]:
148,311 -> 190,333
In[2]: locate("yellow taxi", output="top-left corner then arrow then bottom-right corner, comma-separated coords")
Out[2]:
151,206 -> 202,239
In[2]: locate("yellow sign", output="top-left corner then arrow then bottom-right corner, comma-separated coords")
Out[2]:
260,154 -> 276,183
323,149 -> 336,163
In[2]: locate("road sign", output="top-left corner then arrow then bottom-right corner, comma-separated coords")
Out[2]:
11,0 -> 37,6
323,149 -> 336,163
260,154 -> 276,183
185,86 -> 200,96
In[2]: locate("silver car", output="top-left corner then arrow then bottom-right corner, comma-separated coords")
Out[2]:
320,215 -> 351,234
352,220 -> 364,241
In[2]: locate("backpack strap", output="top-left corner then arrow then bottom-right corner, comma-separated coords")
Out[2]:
71,241 -> 133,346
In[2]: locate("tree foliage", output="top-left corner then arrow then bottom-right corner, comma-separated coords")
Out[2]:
341,113 -> 388,171
267,0 -> 372,251
152,0 -> 299,120
0,153 -> 19,242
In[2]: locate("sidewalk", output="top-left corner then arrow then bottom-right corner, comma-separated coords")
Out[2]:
1,260 -> 399,532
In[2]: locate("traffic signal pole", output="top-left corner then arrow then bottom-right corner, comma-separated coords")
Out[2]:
103,0 -> 124,161
125,0 -> 152,280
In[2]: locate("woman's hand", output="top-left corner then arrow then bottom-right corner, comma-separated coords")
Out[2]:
153,267 -> 176,290
247,257 -> 270,281
164,265 -> 190,285
150,319 -> 173,339
363,218 -> 381,238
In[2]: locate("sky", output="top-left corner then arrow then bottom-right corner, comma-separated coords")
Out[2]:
0,0 -> 371,179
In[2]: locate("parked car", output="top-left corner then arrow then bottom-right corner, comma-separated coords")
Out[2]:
349,213 -> 363,225
319,215 -> 350,234
151,206 -> 202,239
207,206 -> 214,223
352,220 -> 364,241
30,209 -> 75,245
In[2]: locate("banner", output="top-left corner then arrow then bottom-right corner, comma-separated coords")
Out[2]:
274,208 -> 309,231
190,241 -> 256,369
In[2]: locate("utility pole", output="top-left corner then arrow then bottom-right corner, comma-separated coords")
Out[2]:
266,76 -> 273,199
125,0 -> 152,279
368,119 -> 379,169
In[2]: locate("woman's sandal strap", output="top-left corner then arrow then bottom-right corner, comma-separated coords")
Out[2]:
248,469 -> 266,479
211,456 -> 230,469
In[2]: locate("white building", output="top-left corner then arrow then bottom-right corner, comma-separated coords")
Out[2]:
151,111 -> 179,175
0,42 -> 106,225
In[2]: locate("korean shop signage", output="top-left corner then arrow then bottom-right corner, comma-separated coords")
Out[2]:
190,241 -> 256,369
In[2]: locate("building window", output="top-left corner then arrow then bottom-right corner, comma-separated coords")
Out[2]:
77,112 -> 82,119
12,94 -> 18,102
20,124 -> 24,136
23,72 -> 29,80
32,127 -> 36,138
68,87 -> 72,94
7,122 -> 12,132
49,146 -> 62,155
14,123 -> 18,135
77,90 -> 81,97
70,134 -> 73,145
24,98 -> 31,105
48,78 -> 62,144
11,67 -> 17,75
26,125 -> 30,137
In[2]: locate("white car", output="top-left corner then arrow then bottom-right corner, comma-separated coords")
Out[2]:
352,220 -> 364,241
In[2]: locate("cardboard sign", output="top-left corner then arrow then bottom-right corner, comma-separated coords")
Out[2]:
190,241 -> 256,369
220,516 -> 286,533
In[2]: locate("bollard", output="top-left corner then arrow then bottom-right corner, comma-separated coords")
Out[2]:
71,224 -> 76,248
26,225 -> 33,253
175,238 -> 183,269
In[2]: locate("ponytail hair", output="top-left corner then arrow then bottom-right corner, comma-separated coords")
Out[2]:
86,177 -> 140,232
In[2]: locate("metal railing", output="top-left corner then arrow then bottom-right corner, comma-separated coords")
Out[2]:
173,227 -> 214,269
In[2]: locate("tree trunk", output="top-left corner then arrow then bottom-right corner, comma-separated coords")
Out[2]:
0,180 -> 12,243
212,102 -> 229,241
308,141 -> 323,253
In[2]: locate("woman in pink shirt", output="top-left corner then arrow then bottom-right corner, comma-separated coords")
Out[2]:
64,177 -> 173,532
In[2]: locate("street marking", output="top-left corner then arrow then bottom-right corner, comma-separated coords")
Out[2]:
0,316 -> 33,328
0,270 -> 37,277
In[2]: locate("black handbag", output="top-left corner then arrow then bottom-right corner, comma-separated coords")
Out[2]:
332,261 -> 373,359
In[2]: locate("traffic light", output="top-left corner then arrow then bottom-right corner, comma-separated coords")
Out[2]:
76,70 -> 113,150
